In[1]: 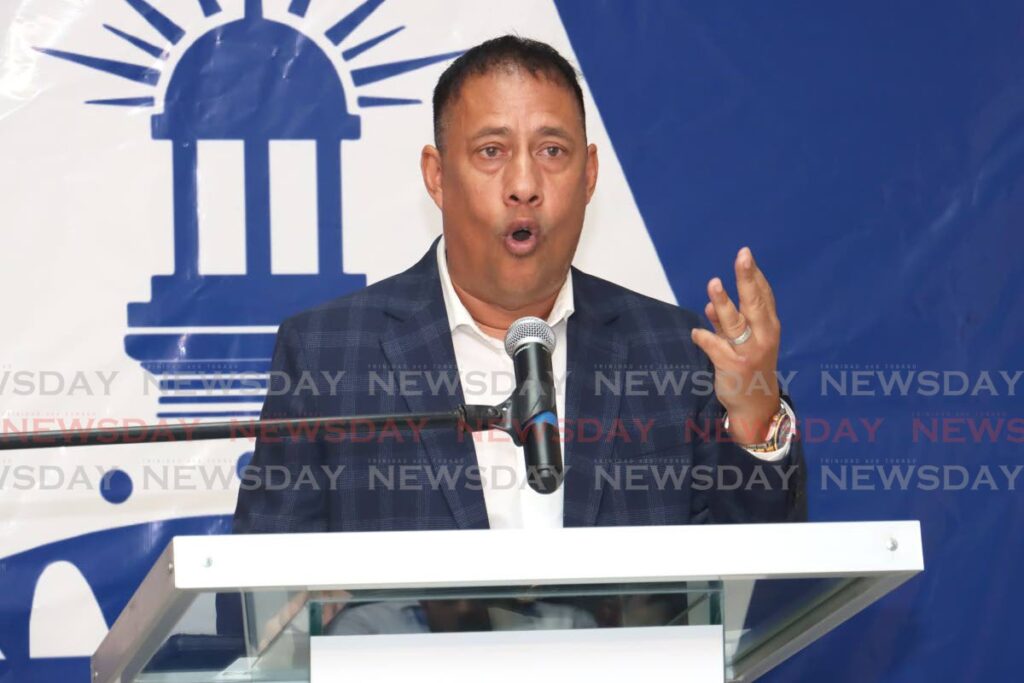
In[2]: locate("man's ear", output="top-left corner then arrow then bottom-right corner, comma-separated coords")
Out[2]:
585,143 -> 599,203
421,145 -> 443,210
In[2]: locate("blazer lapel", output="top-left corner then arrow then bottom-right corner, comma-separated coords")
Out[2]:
378,242 -> 489,529
562,269 -> 628,527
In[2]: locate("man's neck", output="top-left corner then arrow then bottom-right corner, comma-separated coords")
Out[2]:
449,278 -> 559,340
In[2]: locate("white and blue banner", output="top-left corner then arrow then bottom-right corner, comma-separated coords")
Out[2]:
1,1 -> 1022,681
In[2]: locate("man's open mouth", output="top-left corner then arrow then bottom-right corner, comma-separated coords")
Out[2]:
503,221 -> 540,256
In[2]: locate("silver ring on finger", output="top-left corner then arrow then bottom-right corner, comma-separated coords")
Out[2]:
729,325 -> 753,346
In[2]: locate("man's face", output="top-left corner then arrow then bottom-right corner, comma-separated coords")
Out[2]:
422,68 -> 598,312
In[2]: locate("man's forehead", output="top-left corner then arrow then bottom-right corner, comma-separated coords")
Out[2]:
469,124 -> 575,141
447,71 -> 585,135
457,70 -> 575,106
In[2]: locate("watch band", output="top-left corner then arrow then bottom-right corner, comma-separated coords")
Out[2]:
725,401 -> 794,453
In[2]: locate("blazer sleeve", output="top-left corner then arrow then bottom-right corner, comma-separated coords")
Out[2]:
231,318 -> 330,534
688,355 -> 808,524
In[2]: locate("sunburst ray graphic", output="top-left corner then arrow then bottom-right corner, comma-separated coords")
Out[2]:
36,0 -> 461,109
35,0 -> 465,419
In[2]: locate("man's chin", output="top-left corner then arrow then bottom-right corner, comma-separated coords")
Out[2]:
493,275 -> 563,311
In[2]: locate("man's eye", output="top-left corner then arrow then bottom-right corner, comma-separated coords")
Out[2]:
543,146 -> 563,158
481,146 -> 500,158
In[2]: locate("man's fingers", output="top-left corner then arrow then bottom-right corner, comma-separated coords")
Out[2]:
707,277 -> 748,339
753,263 -> 777,311
745,247 -> 778,314
746,248 -> 781,334
704,302 -> 723,335
691,328 -> 741,366
734,247 -> 773,326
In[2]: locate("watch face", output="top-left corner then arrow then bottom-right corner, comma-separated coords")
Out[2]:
776,413 -> 794,446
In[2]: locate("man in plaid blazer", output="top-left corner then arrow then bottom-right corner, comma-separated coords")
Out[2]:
232,36 -> 806,534
232,238 -> 806,534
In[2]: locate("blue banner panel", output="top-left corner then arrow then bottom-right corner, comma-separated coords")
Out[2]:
557,1 -> 1024,680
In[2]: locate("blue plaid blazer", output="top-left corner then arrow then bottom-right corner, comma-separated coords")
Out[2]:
232,239 -> 806,533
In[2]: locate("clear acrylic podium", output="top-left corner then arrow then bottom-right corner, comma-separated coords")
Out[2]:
93,522 -> 923,682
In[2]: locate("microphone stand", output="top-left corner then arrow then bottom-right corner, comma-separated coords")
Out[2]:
0,387 -> 559,496
0,404 -> 510,451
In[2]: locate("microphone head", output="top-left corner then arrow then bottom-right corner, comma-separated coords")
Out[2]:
504,316 -> 556,358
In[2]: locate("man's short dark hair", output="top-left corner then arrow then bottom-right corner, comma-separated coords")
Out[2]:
432,35 -> 586,149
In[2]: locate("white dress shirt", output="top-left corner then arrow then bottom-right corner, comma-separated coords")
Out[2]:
435,238 -> 791,529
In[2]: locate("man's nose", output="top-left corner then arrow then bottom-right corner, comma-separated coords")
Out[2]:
504,152 -> 542,207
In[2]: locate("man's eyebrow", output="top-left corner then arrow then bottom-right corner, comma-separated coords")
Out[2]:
537,126 -> 573,140
470,126 -> 511,140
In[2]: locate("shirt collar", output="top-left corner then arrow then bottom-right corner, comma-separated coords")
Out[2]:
436,236 -> 575,338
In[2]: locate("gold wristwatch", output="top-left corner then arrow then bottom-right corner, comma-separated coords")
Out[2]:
726,402 -> 795,453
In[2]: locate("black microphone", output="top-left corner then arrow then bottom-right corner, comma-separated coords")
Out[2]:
504,317 -> 563,494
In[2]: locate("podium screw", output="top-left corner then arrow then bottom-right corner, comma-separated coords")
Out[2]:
886,538 -> 899,551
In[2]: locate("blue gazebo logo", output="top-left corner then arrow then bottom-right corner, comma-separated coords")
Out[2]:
38,0 -> 461,418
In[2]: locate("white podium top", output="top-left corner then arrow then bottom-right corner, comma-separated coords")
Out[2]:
94,521 -> 924,683
170,520 -> 922,590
